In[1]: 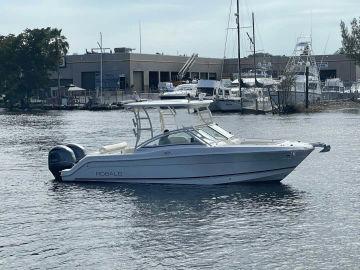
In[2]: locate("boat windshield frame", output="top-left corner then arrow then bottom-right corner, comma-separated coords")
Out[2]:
137,128 -> 206,149
137,124 -> 233,150
194,123 -> 233,141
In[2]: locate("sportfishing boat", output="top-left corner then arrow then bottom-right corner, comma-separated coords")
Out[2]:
48,99 -> 330,185
272,37 -> 322,107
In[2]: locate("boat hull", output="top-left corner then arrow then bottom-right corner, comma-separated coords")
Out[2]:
210,98 -> 256,112
270,90 -> 321,107
159,95 -> 190,100
60,146 -> 314,185
63,167 -> 294,185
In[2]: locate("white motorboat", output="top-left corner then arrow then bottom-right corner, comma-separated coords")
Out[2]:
159,83 -> 197,100
322,78 -> 345,100
323,78 -> 345,93
48,99 -> 330,185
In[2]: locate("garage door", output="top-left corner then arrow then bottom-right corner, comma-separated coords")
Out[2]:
133,71 -> 144,92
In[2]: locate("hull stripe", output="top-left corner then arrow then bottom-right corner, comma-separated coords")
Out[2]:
71,166 -> 296,181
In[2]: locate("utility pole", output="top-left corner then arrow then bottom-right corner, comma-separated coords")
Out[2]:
99,33 -> 103,104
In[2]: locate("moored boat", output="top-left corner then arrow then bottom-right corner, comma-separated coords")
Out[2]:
270,37 -> 322,108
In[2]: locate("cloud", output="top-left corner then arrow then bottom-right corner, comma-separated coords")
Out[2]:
0,0 -> 359,57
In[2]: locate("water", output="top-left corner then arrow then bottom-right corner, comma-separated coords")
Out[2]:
0,108 -> 359,269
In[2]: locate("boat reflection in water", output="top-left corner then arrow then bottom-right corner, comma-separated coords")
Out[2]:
50,181 -> 306,215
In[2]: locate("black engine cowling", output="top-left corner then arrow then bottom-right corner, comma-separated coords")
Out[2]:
66,143 -> 86,162
48,144 -> 86,180
48,145 -> 76,180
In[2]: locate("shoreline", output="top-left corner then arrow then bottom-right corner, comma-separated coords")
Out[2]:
297,99 -> 360,113
1,99 -> 360,114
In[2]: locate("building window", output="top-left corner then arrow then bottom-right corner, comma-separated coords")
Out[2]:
209,73 -> 217,80
191,72 -> 200,80
200,72 -> 208,80
160,72 -> 170,82
171,72 -> 178,81
119,76 -> 126,90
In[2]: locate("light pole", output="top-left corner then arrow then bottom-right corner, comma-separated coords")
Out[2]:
56,37 -> 61,106
305,61 -> 310,109
92,33 -> 110,104
139,21 -> 142,54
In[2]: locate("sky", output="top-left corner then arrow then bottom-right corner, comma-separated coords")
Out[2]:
1,0 -> 359,58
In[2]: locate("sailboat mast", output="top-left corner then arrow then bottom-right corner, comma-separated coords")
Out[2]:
252,12 -> 256,82
236,0 -> 242,97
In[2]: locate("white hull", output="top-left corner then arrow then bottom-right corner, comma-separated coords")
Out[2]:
271,90 -> 321,106
210,99 -> 243,112
61,146 -> 313,185
210,98 -> 256,112
68,167 -> 294,185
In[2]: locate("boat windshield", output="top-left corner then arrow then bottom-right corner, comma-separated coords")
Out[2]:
193,124 -> 233,144
138,130 -> 203,149
208,124 -> 233,139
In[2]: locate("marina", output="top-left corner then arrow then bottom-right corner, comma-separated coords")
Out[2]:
1,0 -> 360,268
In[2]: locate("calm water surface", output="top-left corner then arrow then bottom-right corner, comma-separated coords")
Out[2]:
0,108 -> 359,269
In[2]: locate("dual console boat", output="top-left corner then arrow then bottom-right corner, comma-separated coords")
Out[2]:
48,99 -> 330,185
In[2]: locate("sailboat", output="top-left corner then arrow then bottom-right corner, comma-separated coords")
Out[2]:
211,7 -> 273,113
210,0 -> 243,112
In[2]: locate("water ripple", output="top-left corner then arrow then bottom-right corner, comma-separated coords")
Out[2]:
0,110 -> 359,269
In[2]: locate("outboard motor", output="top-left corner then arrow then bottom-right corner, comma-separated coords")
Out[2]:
66,143 -> 86,162
48,145 -> 76,180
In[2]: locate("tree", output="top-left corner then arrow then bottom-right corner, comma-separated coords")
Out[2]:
276,71 -> 297,113
0,35 -> 23,103
0,28 -> 69,108
340,18 -> 360,64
